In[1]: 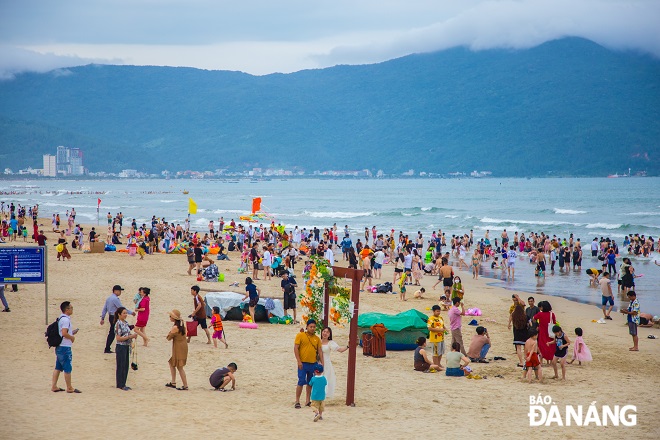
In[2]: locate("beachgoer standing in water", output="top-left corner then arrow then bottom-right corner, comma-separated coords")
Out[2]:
507,245 -> 517,280
471,248 -> 480,279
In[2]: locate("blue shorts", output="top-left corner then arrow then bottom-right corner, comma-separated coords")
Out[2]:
55,346 -> 72,373
374,263 -> 382,269
445,367 -> 464,377
297,362 -> 316,386
601,296 -> 614,306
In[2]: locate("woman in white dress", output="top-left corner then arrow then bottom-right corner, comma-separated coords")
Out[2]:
320,327 -> 349,398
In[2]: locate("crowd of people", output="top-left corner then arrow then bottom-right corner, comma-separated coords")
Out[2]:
1,200 -> 658,424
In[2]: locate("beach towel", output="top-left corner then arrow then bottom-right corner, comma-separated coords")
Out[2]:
370,323 -> 388,338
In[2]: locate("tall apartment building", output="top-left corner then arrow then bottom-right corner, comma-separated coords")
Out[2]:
43,154 -> 57,177
55,145 -> 85,176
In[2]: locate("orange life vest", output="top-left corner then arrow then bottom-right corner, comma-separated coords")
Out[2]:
212,313 -> 223,331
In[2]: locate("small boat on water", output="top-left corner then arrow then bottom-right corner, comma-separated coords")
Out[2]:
182,190 -> 189,194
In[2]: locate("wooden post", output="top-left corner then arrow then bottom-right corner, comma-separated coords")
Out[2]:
330,266 -> 363,407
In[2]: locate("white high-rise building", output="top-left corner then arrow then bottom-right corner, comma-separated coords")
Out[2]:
43,154 -> 57,177
68,148 -> 84,175
54,145 -> 85,175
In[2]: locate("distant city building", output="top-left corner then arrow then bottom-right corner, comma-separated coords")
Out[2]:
119,169 -> 138,178
69,148 -> 84,175
55,145 -> 85,176
43,154 -> 57,177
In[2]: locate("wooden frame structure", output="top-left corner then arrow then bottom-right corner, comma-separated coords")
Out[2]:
324,266 -> 363,407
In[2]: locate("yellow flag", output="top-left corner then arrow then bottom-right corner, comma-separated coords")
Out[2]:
188,198 -> 197,214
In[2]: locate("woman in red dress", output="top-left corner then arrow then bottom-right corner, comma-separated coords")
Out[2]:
533,301 -> 557,363
134,287 -> 151,346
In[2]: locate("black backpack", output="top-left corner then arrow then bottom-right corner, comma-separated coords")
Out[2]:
45,318 -> 63,348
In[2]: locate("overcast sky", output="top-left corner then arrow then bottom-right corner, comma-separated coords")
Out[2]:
0,0 -> 658,78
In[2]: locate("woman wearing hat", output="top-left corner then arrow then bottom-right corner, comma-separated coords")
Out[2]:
165,310 -> 189,390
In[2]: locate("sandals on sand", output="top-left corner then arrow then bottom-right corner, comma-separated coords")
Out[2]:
177,386 -> 188,391
52,388 -> 65,392
294,403 -> 301,409
67,389 -> 82,393
165,382 -> 177,389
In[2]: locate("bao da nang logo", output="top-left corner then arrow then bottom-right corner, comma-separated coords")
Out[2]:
529,395 -> 637,427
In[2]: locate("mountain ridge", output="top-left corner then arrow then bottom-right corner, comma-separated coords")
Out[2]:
0,37 -> 658,176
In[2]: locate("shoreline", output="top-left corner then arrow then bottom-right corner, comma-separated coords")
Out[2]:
2,216 -> 657,316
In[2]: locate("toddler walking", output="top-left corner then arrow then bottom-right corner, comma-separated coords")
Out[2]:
547,325 -> 571,380
309,364 -> 327,422
523,328 -> 543,383
210,307 -> 228,348
568,327 -> 592,365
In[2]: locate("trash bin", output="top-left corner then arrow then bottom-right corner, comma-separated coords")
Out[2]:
362,331 -> 373,356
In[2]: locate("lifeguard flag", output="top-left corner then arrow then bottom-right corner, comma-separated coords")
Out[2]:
97,198 -> 101,206
252,197 -> 262,214
188,198 -> 198,215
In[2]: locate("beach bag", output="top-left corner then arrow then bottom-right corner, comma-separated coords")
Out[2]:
45,318 -> 63,348
186,320 -> 198,337
547,312 -> 556,338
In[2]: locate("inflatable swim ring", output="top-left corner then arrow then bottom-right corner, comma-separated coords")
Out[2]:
238,322 -> 259,329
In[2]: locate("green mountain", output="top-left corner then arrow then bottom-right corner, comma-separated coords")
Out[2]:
0,37 -> 658,176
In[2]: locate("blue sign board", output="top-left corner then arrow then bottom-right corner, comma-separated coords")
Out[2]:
0,247 -> 46,283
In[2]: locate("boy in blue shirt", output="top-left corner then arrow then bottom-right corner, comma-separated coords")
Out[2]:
308,364 -> 327,422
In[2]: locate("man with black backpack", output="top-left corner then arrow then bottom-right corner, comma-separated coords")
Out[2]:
50,301 -> 81,393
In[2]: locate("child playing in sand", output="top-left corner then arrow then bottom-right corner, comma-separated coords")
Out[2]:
523,328 -> 542,383
547,325 -> 571,380
210,306 -> 228,349
568,327 -> 591,365
308,364 -> 327,422
439,295 -> 452,311
413,287 -> 426,299
210,363 -> 237,391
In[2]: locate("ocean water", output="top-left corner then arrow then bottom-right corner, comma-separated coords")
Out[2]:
2,177 -> 659,313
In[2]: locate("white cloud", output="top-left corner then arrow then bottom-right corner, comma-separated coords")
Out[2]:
0,46 -> 118,79
0,0 -> 658,76
315,0 -> 660,66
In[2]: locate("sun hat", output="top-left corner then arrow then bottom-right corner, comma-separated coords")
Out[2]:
168,309 -> 182,321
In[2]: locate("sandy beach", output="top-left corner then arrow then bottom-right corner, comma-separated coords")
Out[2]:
1,221 -> 659,439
